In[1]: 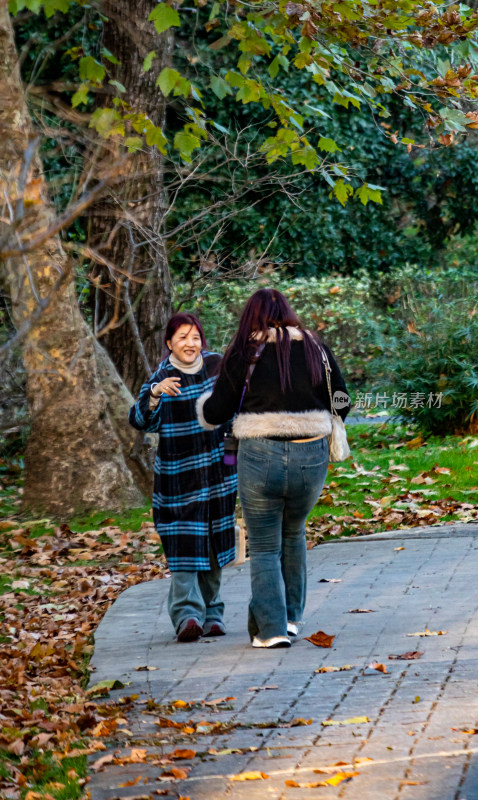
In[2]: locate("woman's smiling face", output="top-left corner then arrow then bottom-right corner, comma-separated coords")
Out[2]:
167,324 -> 202,364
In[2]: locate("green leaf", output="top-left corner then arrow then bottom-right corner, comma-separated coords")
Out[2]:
101,47 -> 120,65
332,179 -> 354,206
210,75 -> 233,100
71,82 -> 90,108
125,136 -> 144,153
89,108 -> 125,139
156,67 -> 190,98
144,123 -> 168,152
148,3 -> 181,35
79,56 -> 106,85
236,79 -> 262,104
211,120 -> 230,135
143,51 -> 156,72
291,145 -> 320,171
355,183 -> 383,206
439,106 -> 470,132
43,0 -> 70,16
174,130 -> 202,161
318,137 -> 341,153
109,79 -> 126,94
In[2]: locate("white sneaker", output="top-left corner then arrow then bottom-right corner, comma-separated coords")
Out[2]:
287,622 -> 299,637
252,636 -> 291,649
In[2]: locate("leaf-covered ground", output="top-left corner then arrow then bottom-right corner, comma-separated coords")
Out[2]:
0,506 -> 167,800
307,422 -> 478,544
0,421 -> 477,798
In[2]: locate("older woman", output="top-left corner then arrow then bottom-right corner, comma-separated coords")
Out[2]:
129,312 -> 237,642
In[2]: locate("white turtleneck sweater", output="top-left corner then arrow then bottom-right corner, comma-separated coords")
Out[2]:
149,353 -> 204,409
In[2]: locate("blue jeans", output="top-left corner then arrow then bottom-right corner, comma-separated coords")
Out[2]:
238,436 -> 329,641
167,546 -> 224,633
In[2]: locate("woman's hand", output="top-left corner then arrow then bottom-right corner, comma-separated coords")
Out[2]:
151,377 -> 181,397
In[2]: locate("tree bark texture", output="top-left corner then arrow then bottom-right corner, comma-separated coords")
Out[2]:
88,0 -> 173,394
0,1 -> 150,515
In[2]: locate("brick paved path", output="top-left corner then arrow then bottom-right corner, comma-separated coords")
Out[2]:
89,524 -> 478,800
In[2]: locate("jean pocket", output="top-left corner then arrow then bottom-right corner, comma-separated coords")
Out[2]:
300,460 -> 328,494
238,449 -> 270,487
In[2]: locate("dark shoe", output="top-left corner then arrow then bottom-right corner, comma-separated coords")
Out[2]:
177,618 -> 203,642
203,620 -> 226,636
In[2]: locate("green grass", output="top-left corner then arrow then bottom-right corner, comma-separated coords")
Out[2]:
0,748 -> 87,800
310,422 -> 478,525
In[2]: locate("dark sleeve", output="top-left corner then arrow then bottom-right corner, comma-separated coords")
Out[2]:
128,366 -> 169,432
200,357 -> 247,427
322,343 -> 351,421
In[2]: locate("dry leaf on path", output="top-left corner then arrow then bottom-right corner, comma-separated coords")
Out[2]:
231,771 -> 269,781
322,716 -> 369,726
118,777 -> 142,787
168,749 -> 196,760
389,651 -> 424,660
305,630 -> 335,648
161,767 -> 189,780
319,578 -> 342,583
365,662 -> 388,673
248,685 -> 279,691
348,608 -> 376,613
394,547 -> 405,551
407,629 -> 447,637
316,665 -> 353,673
136,665 -> 158,671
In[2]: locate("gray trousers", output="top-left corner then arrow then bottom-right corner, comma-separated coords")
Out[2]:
167,545 -> 224,633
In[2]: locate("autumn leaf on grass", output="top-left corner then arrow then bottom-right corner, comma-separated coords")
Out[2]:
305,630 -> 335,648
322,716 -> 369,726
389,651 -> 424,660
407,629 -> 447,637
231,771 -> 270,781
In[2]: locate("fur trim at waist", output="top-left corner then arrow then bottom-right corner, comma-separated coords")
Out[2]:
233,409 -> 332,439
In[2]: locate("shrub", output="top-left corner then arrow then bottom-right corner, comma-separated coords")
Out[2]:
382,295 -> 478,434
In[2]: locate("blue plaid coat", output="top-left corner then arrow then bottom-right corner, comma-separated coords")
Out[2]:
129,352 -> 237,571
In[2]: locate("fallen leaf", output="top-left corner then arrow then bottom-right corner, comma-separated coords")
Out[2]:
136,665 -> 159,671
348,608 -> 376,613
8,739 -> 25,755
168,749 -> 196,760
389,651 -> 424,660
204,696 -> 235,706
156,716 -> 183,729
407,629 -> 447,637
118,777 -> 142,787
324,771 -> 360,786
305,630 -> 335,648
355,757 -> 373,764
366,662 -> 388,673
231,771 -> 270,781
316,665 -> 353,673
172,700 -> 189,708
319,578 -> 342,583
402,780 -> 428,785
285,779 -> 327,788
394,547 -> 405,551
87,679 -> 125,696
322,716 -> 369,726
161,767 -> 189,780
248,685 -> 279,691
92,753 -> 115,771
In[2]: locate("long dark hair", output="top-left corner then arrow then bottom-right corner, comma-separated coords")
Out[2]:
164,312 -> 207,355
222,288 -> 323,391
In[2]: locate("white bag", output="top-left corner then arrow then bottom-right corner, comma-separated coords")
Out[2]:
320,347 -> 350,462
328,415 -> 350,462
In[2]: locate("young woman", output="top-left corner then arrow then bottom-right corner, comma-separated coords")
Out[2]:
197,289 -> 350,648
129,313 -> 237,642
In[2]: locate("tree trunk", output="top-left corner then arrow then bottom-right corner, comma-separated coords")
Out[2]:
0,1 -> 151,516
88,0 -> 173,394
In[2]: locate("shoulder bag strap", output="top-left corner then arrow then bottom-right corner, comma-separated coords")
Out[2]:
320,346 -> 339,418
237,341 -> 266,414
